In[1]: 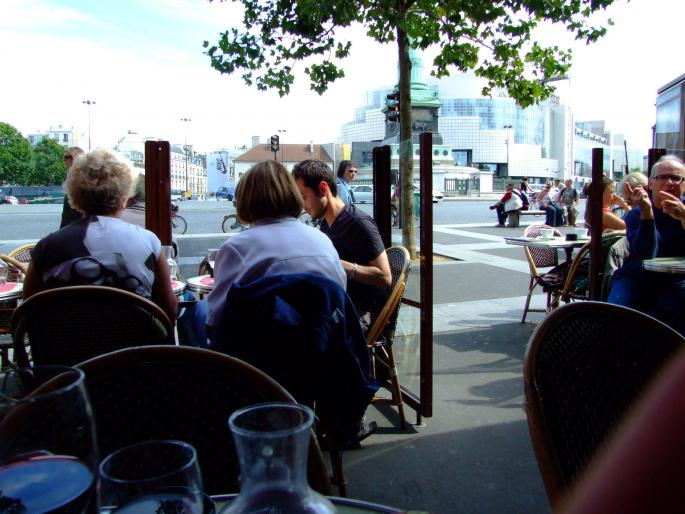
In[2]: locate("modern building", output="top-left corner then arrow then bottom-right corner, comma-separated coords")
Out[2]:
340,61 -> 646,190
655,72 -> 685,159
27,125 -> 82,148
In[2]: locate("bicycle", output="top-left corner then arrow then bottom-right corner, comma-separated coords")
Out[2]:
222,214 -> 248,233
170,202 -> 187,235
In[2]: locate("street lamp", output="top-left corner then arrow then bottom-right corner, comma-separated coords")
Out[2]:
180,117 -> 191,197
503,124 -> 513,177
82,100 -> 96,151
278,129 -> 286,163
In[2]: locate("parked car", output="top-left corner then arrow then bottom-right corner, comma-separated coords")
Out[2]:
412,182 -> 444,203
1,195 -> 19,205
215,186 -> 236,201
351,184 -> 373,203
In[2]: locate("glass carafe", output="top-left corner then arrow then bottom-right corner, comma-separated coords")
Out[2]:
221,403 -> 336,514
162,245 -> 178,281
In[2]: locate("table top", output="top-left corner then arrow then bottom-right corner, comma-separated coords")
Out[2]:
187,275 -> 214,293
505,236 -> 589,249
212,494 -> 409,513
0,281 -> 23,301
171,280 -> 186,296
643,256 -> 685,274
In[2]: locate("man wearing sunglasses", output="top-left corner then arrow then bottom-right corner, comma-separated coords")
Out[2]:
609,155 -> 685,334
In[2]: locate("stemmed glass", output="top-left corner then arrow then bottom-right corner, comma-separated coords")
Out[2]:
0,366 -> 98,513
99,440 -> 208,513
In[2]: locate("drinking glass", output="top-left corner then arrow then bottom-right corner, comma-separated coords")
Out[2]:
222,403 -> 335,514
0,366 -> 98,513
99,440 -> 208,514
0,259 -> 7,287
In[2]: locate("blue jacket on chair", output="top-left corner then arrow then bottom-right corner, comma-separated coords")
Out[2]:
211,273 -> 378,446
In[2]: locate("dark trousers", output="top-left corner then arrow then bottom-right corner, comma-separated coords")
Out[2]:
495,203 -> 507,225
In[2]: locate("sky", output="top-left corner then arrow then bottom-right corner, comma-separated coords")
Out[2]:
0,0 -> 682,154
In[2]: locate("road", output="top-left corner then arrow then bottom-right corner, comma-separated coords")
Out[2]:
0,198 -> 500,242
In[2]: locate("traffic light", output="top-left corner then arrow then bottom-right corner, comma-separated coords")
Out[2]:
270,135 -> 280,152
386,90 -> 400,122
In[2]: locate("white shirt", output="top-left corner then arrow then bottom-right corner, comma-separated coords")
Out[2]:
206,216 -> 346,328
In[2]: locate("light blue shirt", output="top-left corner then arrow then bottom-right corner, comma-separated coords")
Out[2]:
337,178 -> 355,205
206,216 -> 346,327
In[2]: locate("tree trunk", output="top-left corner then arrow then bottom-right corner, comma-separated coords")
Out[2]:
396,24 -> 416,259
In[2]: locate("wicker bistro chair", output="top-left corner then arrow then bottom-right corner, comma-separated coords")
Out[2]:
77,346 -> 333,497
11,285 -> 174,367
366,245 -> 411,429
523,302 -> 685,509
521,224 -> 565,322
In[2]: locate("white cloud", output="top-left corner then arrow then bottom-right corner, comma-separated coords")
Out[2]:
0,0 -> 93,29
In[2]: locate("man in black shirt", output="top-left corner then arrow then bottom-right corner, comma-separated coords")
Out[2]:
292,160 -> 391,323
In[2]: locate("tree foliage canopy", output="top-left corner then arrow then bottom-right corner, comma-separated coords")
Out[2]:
205,0 -> 616,107
33,137 -> 67,185
0,122 -> 34,186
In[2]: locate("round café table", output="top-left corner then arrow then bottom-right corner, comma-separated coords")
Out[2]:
0,281 -> 23,302
171,279 -> 186,297
187,275 -> 214,298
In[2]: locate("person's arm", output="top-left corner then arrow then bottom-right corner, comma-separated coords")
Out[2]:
151,255 -> 178,325
341,250 -> 392,289
21,261 -> 44,300
205,243 -> 244,332
500,191 -> 512,203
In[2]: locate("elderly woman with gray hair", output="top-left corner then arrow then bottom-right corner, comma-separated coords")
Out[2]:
22,149 -> 177,323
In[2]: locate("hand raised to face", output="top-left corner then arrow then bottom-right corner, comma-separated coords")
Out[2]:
623,182 -> 651,210
659,191 -> 685,224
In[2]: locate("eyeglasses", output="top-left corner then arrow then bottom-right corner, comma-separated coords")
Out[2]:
654,174 -> 684,184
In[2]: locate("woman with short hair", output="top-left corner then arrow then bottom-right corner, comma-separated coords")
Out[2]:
181,160 -> 346,347
23,149 -> 177,323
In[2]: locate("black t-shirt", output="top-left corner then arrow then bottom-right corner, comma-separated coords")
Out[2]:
320,205 -> 386,314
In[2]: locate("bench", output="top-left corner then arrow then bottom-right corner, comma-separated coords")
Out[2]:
507,209 -> 546,228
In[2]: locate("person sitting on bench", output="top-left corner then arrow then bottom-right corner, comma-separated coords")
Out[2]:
491,183 -> 526,227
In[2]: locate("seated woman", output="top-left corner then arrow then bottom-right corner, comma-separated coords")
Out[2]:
555,178 -> 580,226
583,176 -> 629,232
179,160 -> 346,347
539,181 -> 565,227
23,149 -> 177,323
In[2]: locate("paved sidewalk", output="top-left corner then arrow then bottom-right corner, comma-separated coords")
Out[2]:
343,222 -> 556,513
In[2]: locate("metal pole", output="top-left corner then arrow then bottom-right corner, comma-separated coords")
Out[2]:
180,118 -> 191,197
82,100 -> 96,151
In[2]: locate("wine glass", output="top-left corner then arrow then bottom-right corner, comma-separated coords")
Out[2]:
0,366 -> 98,513
99,440 -> 208,513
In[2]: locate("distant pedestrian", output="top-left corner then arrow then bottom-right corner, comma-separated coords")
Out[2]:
555,178 -> 580,226
539,181 -> 565,227
336,160 -> 357,205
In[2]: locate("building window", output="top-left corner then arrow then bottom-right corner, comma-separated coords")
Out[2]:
63,134 -> 69,142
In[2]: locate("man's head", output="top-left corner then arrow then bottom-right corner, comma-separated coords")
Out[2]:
337,160 -> 357,182
564,179 -> 573,188
63,147 -> 85,171
235,160 -> 303,224
506,183 -> 514,191
649,155 -> 685,208
292,159 -> 338,219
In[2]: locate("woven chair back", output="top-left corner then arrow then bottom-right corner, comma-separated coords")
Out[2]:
524,302 -> 685,507
77,346 -> 332,496
523,224 -> 560,268
11,285 -> 174,366
366,246 -> 410,345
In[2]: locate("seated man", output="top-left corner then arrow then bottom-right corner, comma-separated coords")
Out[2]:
608,155 -> 685,335
491,183 -> 525,226
292,159 -> 392,328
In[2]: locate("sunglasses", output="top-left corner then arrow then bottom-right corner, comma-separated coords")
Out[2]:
63,155 -> 72,160
654,174 -> 684,184
348,169 -> 357,173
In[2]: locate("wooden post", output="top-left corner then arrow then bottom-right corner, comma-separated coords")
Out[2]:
372,145 -> 392,248
418,131 -> 433,418
648,148 -> 667,175
144,141 -> 172,246
589,148 -> 604,300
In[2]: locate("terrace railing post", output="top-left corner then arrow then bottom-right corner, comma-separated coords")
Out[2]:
145,141 -> 172,246
372,145 -> 392,248
589,148 -> 604,300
